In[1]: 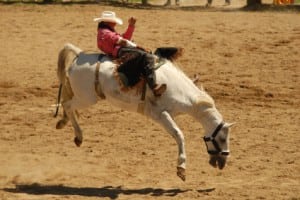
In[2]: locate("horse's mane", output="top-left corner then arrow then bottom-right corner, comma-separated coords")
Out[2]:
167,48 -> 184,61
154,47 -> 183,61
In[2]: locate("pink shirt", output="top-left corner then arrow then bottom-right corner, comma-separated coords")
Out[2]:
97,25 -> 135,57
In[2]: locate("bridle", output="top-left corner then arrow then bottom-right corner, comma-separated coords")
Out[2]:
203,122 -> 230,156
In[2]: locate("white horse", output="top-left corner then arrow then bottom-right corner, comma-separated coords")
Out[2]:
55,43 -> 234,181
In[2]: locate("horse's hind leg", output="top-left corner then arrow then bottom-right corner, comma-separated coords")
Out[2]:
62,98 -> 84,147
55,83 -> 73,129
157,111 -> 186,181
56,110 -> 69,129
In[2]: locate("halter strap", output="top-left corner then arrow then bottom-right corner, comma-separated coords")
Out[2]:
203,122 -> 229,156
211,122 -> 224,138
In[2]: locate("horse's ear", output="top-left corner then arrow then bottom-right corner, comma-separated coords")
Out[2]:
224,122 -> 236,128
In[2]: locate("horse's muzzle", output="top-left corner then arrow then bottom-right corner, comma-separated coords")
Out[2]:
209,155 -> 227,170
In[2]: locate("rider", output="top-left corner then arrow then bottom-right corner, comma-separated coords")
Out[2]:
94,11 -> 167,97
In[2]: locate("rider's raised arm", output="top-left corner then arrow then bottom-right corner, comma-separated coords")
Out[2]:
122,17 -> 136,40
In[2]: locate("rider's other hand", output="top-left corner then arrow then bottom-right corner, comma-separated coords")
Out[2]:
117,38 -> 128,47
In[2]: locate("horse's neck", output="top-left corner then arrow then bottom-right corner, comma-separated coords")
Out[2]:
158,62 -> 223,134
193,103 -> 223,136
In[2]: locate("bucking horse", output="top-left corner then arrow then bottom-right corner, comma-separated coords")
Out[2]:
54,43 -> 234,181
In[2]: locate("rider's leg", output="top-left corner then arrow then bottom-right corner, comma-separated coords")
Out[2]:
143,53 -> 166,96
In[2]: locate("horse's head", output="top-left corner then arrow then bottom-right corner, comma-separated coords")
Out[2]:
203,122 -> 234,170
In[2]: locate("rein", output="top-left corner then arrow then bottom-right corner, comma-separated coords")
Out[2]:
203,122 -> 229,156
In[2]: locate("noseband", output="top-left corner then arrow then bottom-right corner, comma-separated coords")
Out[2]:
203,122 -> 230,156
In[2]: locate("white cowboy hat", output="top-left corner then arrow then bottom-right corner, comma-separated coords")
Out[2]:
93,11 -> 123,25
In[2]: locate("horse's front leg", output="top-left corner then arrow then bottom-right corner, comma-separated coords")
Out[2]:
158,111 -> 186,181
62,99 -> 83,147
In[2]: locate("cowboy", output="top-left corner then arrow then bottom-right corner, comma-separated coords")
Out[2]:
94,11 -> 167,97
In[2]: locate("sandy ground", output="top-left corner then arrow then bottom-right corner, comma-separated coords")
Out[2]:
0,4 -> 300,200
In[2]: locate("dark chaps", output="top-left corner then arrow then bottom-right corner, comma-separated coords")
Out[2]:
117,47 -> 156,87
117,47 -> 180,87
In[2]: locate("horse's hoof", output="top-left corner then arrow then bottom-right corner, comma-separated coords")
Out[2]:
177,167 -> 186,181
56,120 -> 66,129
74,137 -> 82,147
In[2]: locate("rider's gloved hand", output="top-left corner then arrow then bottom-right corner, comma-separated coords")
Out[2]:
128,17 -> 136,27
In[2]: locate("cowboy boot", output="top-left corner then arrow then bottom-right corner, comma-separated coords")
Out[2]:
154,84 -> 167,96
146,73 -> 167,97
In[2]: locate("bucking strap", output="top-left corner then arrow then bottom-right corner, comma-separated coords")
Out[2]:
95,62 -> 106,99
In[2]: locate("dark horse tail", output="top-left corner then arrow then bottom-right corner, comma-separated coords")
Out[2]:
53,84 -> 62,118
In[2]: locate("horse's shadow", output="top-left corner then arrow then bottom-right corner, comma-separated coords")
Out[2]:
3,183 -> 199,199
